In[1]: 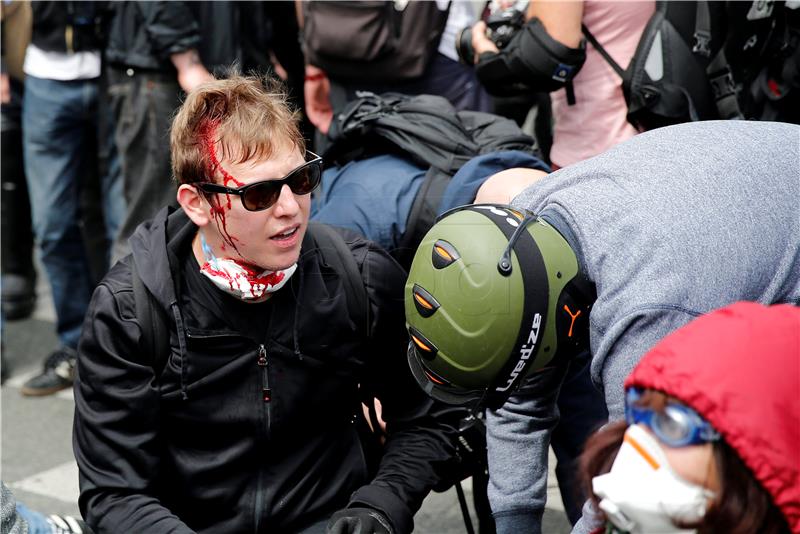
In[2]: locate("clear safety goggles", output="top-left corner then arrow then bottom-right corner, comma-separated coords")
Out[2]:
625,387 -> 721,447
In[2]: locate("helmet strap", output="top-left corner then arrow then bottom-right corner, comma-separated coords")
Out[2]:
484,215 -> 550,410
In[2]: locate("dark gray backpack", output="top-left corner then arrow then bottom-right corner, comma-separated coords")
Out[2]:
324,91 -> 539,269
302,1 -> 449,83
583,1 -> 798,130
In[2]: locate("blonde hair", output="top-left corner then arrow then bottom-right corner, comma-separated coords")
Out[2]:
170,74 -> 305,185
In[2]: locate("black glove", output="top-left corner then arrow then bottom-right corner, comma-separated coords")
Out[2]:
326,507 -> 393,534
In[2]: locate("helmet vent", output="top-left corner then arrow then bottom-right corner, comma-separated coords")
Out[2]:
424,369 -> 448,386
412,284 -> 440,318
408,327 -> 438,360
432,240 -> 460,269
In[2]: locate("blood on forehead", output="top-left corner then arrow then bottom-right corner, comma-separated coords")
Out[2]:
197,119 -> 245,255
198,119 -> 245,189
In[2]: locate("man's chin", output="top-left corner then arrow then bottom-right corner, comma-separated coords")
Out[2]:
257,250 -> 301,272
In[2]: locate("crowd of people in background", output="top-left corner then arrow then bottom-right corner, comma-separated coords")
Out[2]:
1,1 -> 798,534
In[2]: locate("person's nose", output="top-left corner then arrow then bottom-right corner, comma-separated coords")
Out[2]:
271,184 -> 301,217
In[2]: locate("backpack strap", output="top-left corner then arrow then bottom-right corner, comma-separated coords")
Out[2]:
131,259 -> 171,379
395,167 -> 450,271
695,1 -> 745,120
307,222 -> 369,338
587,1 -> 744,121
581,24 -> 626,79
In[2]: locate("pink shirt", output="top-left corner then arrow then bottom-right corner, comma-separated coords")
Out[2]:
549,0 -> 654,168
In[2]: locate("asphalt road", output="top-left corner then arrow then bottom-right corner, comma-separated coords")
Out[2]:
1,268 -> 572,533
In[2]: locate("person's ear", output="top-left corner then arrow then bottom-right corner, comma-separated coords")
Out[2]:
177,184 -> 211,227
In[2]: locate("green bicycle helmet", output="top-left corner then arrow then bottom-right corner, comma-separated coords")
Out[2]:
405,204 -> 595,410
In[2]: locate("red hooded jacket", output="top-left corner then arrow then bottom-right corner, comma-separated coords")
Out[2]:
626,301 -> 800,532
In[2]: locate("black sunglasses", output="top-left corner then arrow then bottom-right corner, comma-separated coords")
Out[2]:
197,152 -> 322,212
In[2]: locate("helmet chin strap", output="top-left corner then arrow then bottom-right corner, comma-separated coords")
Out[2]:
483,213 -> 550,409
488,214 -> 596,408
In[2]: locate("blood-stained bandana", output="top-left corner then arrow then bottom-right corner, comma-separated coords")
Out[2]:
198,232 -> 296,302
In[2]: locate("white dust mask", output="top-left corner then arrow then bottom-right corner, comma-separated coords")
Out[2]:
198,232 -> 296,302
592,424 -> 716,534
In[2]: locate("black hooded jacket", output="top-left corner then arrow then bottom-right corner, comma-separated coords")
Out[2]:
73,208 -> 456,533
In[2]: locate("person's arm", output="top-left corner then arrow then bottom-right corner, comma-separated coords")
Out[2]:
336,242 -> 458,534
471,1 -> 584,62
295,0 -> 334,133
570,306 -> 702,534
303,64 -> 333,134
526,1 -> 584,48
139,2 -> 212,93
264,2 -> 305,98
470,1 -> 586,98
1,9 -> 8,105
73,263 -> 194,534
486,363 -> 569,534
594,306 -> 701,423
170,49 -> 213,94
0,73 -> 9,105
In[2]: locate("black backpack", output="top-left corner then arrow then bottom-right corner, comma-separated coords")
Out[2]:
302,1 -> 449,84
324,91 -> 539,269
583,1 -> 798,131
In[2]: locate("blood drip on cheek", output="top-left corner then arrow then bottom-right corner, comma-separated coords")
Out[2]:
208,197 -> 240,253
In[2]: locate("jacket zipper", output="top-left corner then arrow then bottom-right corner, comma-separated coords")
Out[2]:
254,344 -> 270,532
257,344 -> 272,412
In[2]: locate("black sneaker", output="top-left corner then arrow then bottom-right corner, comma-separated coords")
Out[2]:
20,347 -> 77,397
46,514 -> 93,534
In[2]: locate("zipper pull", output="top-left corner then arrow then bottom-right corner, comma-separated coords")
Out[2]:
257,345 -> 271,402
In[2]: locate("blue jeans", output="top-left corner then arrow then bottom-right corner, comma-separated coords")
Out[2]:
23,76 -> 99,349
15,502 -> 53,534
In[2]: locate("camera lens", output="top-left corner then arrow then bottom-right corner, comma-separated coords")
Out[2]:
455,26 -> 475,66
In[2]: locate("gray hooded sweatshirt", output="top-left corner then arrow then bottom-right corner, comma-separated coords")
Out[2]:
489,120 -> 800,533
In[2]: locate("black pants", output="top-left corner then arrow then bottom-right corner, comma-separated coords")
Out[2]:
107,67 -> 181,263
1,80 -> 35,280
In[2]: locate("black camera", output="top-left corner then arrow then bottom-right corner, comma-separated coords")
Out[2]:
456,9 -> 526,66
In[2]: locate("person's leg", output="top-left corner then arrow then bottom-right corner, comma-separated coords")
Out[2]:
1,80 -> 36,320
16,503 -> 92,534
14,502 -> 50,534
96,73 -> 125,262
21,76 -> 97,394
77,110 -> 109,286
414,53 -> 493,112
109,70 -> 180,263
551,350 -> 608,525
